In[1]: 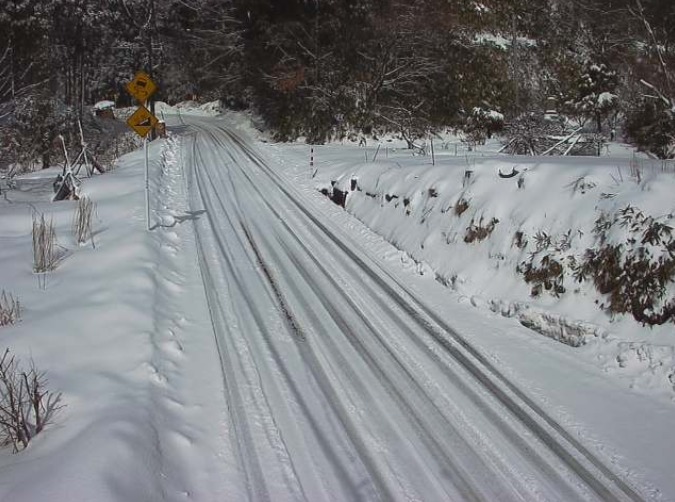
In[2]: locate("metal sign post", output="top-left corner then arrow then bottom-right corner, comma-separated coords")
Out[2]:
144,136 -> 150,231
124,71 -> 159,231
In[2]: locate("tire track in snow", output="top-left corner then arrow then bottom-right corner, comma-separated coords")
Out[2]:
191,129 -> 400,501
217,131 -> 590,501
224,164 -> 598,500
187,133 -> 274,502
217,124 -> 644,502
202,125 -> 569,500
181,119 -> 644,502
188,131 -> 394,501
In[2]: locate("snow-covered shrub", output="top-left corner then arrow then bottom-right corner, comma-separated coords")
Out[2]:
517,230 -> 574,297
521,255 -> 565,297
513,231 -> 528,249
464,107 -> 504,144
569,176 -> 597,195
80,113 -> 137,172
464,216 -> 498,243
5,92 -> 75,170
502,112 -> 562,155
453,197 -> 470,216
0,349 -> 62,452
0,291 -> 20,327
575,206 -> 675,325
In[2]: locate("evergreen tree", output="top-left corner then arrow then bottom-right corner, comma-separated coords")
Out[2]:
561,61 -> 619,131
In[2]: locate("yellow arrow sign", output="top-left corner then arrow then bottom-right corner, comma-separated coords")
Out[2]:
126,105 -> 159,138
126,71 -> 158,104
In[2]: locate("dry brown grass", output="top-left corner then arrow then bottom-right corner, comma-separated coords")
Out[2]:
73,196 -> 96,247
0,291 -> 20,327
32,214 -> 57,274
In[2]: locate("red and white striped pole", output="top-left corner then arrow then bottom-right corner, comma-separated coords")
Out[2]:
310,147 -> 317,177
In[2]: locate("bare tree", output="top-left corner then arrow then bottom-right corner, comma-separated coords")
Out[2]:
624,0 -> 675,157
630,0 -> 674,98
354,1 -> 454,144
0,44 -> 38,171
0,46 -> 13,122
0,46 -> 13,169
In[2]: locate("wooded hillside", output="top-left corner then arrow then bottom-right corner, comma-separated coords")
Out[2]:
1,0 -> 674,159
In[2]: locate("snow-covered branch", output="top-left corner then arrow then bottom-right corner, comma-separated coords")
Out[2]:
630,0 -> 673,96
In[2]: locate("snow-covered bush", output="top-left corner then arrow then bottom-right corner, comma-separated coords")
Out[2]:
464,107 -> 504,144
513,231 -> 528,249
517,231 -> 575,297
575,206 -> 675,325
517,207 -> 675,323
80,112 -> 137,172
454,197 -> 470,216
464,216 -> 499,243
6,92 -> 75,170
502,112 -> 562,155
0,291 -> 20,327
0,349 -> 62,452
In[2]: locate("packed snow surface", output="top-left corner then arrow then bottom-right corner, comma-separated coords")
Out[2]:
0,109 -> 673,501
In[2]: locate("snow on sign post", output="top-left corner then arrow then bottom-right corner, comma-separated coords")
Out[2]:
125,71 -> 159,231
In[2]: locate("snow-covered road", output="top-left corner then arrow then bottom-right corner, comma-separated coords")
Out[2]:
177,120 -> 642,502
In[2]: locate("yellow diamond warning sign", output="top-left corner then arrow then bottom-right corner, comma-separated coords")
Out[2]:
126,71 -> 157,104
126,106 -> 159,138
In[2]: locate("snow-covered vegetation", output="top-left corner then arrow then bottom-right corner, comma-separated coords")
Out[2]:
1,0 -> 675,498
2,0 -> 675,168
270,133 -> 675,400
0,103 -> 673,499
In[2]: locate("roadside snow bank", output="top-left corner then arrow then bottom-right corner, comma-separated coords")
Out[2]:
307,147 -> 675,399
0,144 -> 167,499
0,135 -> 230,500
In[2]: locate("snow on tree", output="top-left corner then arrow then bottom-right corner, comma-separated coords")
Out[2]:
561,61 -> 619,132
464,107 -> 505,144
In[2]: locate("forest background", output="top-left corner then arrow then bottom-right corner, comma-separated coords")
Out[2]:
1,0 -> 675,166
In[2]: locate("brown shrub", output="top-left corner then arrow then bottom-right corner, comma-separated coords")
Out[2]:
464,216 -> 499,243
454,197 -> 470,216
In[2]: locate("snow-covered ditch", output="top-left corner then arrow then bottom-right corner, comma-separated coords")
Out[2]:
272,137 -> 675,401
